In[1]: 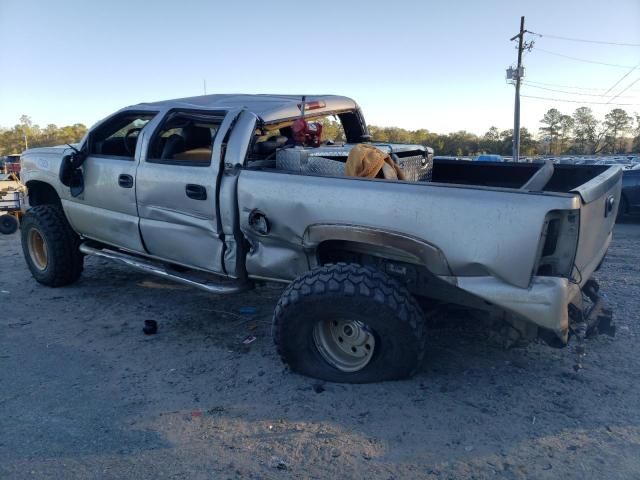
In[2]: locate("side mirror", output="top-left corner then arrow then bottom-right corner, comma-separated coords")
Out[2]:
59,154 -> 74,187
59,151 -> 86,197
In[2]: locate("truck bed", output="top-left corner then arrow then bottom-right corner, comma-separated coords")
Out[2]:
431,158 -> 610,193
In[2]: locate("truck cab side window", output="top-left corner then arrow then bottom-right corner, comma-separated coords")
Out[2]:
89,113 -> 156,159
148,112 -> 221,166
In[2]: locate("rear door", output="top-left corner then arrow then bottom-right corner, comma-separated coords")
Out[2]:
135,108 -> 238,272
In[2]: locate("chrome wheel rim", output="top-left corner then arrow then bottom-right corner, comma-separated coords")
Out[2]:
313,319 -> 376,372
28,228 -> 48,271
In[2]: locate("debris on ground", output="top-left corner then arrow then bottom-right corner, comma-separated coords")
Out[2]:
268,456 -> 289,470
143,319 -> 158,335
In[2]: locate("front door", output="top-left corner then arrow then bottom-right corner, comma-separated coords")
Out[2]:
63,110 -> 158,253
135,109 -> 237,273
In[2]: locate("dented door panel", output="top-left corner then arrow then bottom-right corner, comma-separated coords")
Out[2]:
135,108 -> 240,272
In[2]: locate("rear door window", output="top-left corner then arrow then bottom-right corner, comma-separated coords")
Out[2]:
147,112 -> 223,166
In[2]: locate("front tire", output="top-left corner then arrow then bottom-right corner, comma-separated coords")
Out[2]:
273,263 -> 427,383
20,205 -> 83,287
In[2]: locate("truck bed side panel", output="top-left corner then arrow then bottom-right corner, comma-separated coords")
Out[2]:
237,171 -> 578,288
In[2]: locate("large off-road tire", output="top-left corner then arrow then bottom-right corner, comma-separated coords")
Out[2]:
20,205 -> 84,287
273,263 -> 427,383
0,214 -> 18,235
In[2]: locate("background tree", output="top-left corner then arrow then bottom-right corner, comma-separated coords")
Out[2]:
499,128 -> 536,156
539,109 -> 563,154
317,117 -> 346,143
0,116 -> 88,155
479,126 -> 501,153
604,108 -> 633,153
558,115 -> 574,154
572,107 -> 598,154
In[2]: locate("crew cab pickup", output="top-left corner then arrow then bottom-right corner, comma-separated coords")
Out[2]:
19,94 -> 621,383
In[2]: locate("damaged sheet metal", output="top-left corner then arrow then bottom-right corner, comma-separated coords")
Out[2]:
237,169 -> 579,287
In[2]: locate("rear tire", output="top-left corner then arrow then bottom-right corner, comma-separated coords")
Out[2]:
0,214 -> 18,235
20,205 -> 84,287
273,263 -> 427,383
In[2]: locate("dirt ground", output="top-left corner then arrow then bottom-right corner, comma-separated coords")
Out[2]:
1,222 -> 639,480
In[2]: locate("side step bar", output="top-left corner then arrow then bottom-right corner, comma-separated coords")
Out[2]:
79,243 -> 251,295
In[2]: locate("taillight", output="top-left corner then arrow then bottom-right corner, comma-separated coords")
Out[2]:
535,210 -> 579,278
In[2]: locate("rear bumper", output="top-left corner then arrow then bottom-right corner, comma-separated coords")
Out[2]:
456,274 -> 614,344
456,275 -> 582,343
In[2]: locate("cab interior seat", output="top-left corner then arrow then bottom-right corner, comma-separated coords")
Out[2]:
162,125 -> 213,161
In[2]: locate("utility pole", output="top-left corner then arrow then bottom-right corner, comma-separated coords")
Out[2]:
508,16 -> 531,162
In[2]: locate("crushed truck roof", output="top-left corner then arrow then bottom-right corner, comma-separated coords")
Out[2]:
138,94 -> 358,123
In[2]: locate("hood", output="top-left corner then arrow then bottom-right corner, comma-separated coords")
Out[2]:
23,144 -> 80,156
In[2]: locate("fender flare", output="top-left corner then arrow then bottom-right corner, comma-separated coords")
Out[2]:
303,223 -> 453,276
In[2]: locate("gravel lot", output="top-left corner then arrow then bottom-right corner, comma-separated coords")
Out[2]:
1,222 -> 639,479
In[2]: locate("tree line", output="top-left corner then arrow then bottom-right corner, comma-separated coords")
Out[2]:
2,108 -> 639,157
0,116 -> 88,156
538,107 -> 638,155
341,106 -> 640,157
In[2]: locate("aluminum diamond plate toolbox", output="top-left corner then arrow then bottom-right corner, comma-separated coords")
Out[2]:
276,144 -> 432,181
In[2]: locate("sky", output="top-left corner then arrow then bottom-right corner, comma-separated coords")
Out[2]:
0,0 -> 639,135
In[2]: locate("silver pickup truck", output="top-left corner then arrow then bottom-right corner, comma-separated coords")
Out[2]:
19,94 -> 621,383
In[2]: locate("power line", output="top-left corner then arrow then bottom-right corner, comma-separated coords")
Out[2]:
607,77 -> 640,104
528,31 -> 640,47
522,82 -> 638,98
602,61 -> 640,97
524,80 -> 610,91
520,94 -> 640,106
535,48 -> 638,69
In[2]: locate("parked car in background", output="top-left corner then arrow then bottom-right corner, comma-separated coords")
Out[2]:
433,155 -> 468,161
1,154 -> 21,177
619,168 -> 640,219
475,154 -> 503,162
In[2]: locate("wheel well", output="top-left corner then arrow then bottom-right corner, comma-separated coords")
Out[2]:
316,240 -> 436,296
317,240 -> 417,266
26,181 -> 61,208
